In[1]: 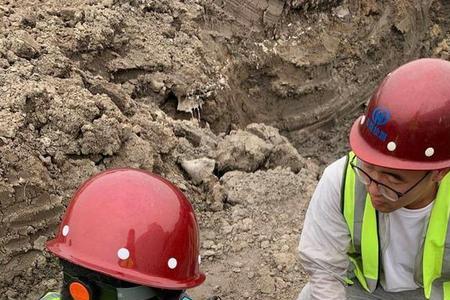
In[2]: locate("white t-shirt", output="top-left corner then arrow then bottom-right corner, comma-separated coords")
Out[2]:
379,203 -> 433,292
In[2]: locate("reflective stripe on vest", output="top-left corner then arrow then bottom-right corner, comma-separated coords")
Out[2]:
342,152 -> 379,292
39,292 -> 60,300
342,151 -> 450,299
423,170 -> 450,300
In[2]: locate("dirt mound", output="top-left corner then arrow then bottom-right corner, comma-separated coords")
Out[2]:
0,0 -> 449,299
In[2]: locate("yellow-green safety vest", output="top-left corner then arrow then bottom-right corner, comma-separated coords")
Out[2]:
39,292 -> 60,300
342,152 -> 450,300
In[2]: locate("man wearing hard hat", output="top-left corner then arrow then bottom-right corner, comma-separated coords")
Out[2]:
298,58 -> 450,299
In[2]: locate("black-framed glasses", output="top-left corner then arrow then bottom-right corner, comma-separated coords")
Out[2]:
350,156 -> 430,202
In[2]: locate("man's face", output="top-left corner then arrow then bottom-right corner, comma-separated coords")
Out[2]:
357,159 -> 437,213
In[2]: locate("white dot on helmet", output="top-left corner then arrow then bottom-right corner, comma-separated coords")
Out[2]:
62,225 -> 69,237
117,248 -> 130,260
168,258 -> 177,269
360,116 -> 366,125
425,147 -> 435,157
387,141 -> 396,152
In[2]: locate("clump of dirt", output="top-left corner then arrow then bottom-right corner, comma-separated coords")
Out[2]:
0,0 -> 449,299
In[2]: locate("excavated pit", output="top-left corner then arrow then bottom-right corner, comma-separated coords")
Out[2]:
0,0 -> 449,299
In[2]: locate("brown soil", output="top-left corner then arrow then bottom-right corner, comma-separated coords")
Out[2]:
0,0 -> 449,299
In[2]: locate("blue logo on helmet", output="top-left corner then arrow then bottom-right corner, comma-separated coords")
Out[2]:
371,108 -> 391,126
366,107 -> 390,141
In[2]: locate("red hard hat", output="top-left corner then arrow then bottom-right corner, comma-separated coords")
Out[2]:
47,168 -> 205,289
350,58 -> 450,170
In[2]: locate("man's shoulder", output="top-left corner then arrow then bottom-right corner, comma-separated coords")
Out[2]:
307,155 -> 348,213
322,155 -> 347,181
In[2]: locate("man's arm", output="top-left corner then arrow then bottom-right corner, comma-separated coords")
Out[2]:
298,157 -> 351,300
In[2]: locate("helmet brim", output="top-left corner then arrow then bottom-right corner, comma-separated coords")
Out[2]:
349,116 -> 450,171
47,240 -> 206,290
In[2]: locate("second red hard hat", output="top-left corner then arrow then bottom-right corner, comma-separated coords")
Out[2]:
47,168 -> 205,289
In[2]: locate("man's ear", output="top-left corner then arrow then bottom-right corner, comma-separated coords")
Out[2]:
432,168 -> 450,182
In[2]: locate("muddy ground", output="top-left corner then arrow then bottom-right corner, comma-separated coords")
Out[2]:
0,0 -> 449,299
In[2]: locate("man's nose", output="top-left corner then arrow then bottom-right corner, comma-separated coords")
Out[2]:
365,171 -> 383,196
366,180 -> 382,196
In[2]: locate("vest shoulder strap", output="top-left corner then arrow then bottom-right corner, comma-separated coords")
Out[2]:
340,153 -> 350,214
39,292 -> 61,300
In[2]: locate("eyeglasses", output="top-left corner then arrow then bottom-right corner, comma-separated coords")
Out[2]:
350,156 -> 430,202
